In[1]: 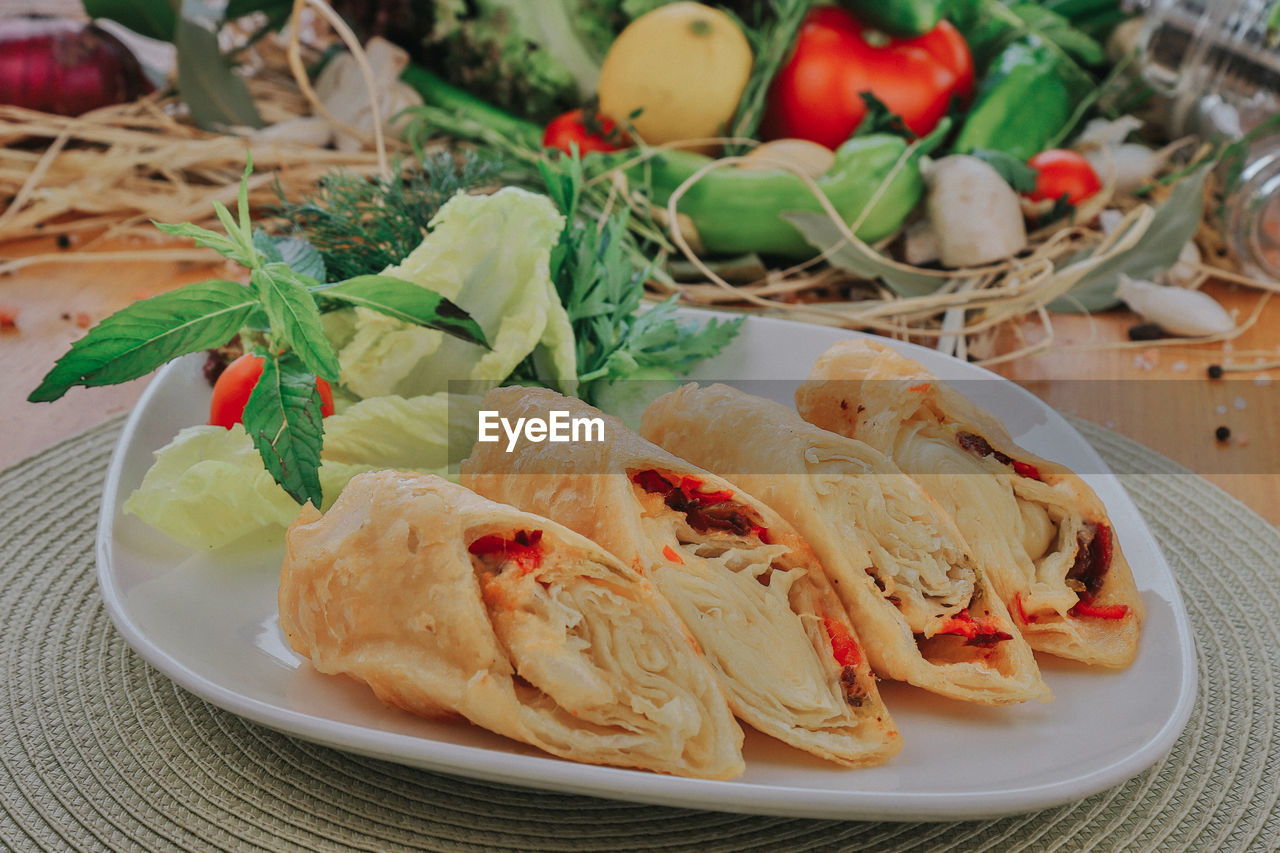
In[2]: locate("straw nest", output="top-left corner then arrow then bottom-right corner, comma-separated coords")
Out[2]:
0,1 -> 1273,366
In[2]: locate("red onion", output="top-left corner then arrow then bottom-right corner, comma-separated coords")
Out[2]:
0,18 -> 153,116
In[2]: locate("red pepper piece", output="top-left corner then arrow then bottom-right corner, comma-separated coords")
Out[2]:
934,609 -> 1013,647
662,545 -> 685,565
677,475 -> 735,506
631,469 -> 674,494
1012,460 -> 1042,480
824,617 -> 863,668
1069,597 -> 1129,620
1011,593 -> 1037,624
468,530 -> 544,575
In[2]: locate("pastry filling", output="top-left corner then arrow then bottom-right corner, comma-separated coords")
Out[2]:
631,468 -> 855,725
1065,522 -> 1129,619
931,608 -> 1013,647
468,529 -> 544,574
823,617 -> 868,707
630,470 -> 769,541
956,431 -> 1042,481
467,528 -> 708,744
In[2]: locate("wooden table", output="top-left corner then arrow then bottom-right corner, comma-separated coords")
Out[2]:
3,235 -> 1277,526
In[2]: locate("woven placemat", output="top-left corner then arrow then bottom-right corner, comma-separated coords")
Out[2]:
1,418 -> 1278,852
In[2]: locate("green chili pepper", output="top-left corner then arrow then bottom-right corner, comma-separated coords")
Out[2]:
951,37 -> 1089,160
630,126 -> 945,259
838,0 -> 947,37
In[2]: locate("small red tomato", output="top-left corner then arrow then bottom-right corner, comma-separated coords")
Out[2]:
762,7 -> 974,149
1025,149 -> 1102,205
542,108 -> 629,154
208,353 -> 334,429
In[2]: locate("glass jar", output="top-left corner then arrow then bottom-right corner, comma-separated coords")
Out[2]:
1137,0 -> 1280,280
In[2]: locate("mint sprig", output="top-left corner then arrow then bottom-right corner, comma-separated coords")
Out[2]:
28,280 -> 258,401
30,158 -> 489,507
243,350 -> 327,506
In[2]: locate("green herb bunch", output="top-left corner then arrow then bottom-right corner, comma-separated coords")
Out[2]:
275,149 -> 502,281
531,153 -> 742,405
29,160 -> 488,507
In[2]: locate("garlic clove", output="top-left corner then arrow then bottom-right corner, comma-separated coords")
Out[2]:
925,155 -> 1027,267
1084,143 -> 1168,194
1155,240 -> 1203,288
1076,115 -> 1144,149
1114,273 -> 1234,336
1098,208 -> 1125,235
251,116 -> 335,146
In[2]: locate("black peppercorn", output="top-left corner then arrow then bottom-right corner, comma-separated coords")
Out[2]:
1127,322 -> 1164,341
56,233 -> 72,250
1207,364 -> 1224,379
1215,426 -> 1231,442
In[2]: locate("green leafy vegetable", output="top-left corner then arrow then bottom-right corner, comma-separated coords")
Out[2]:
723,0 -> 811,154
421,0 -> 610,122
332,186 -> 575,399
532,155 -> 742,406
275,151 -> 503,281
242,350 -> 327,504
31,159 -> 486,507
316,275 -> 488,345
254,230 -> 326,281
29,280 -> 258,402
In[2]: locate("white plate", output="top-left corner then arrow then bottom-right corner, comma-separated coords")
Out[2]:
96,311 -> 1197,822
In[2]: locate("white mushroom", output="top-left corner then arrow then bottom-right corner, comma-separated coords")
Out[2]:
925,155 -> 1027,267
1115,273 -> 1234,336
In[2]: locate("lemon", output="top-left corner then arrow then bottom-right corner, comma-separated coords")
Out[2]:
597,2 -> 753,151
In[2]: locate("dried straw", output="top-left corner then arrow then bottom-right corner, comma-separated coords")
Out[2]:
600,138 -> 1276,367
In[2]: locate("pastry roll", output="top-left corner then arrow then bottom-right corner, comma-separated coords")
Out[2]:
796,338 -> 1143,668
462,387 -> 902,768
642,383 -> 1049,705
279,470 -> 745,779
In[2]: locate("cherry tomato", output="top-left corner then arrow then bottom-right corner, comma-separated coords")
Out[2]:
542,109 -> 629,155
1025,149 -> 1102,205
208,353 -> 334,429
762,7 -> 974,149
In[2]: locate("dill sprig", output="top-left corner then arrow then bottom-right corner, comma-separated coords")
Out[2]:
274,149 -> 504,280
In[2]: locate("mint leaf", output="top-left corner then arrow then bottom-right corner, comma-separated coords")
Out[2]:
315,275 -> 489,348
254,230 -> 326,281
250,264 -> 340,382
29,280 -> 256,402
242,350 -> 325,506
153,221 -> 257,267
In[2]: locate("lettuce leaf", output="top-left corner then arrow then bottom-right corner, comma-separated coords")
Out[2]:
124,394 -> 481,548
336,187 -> 577,398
